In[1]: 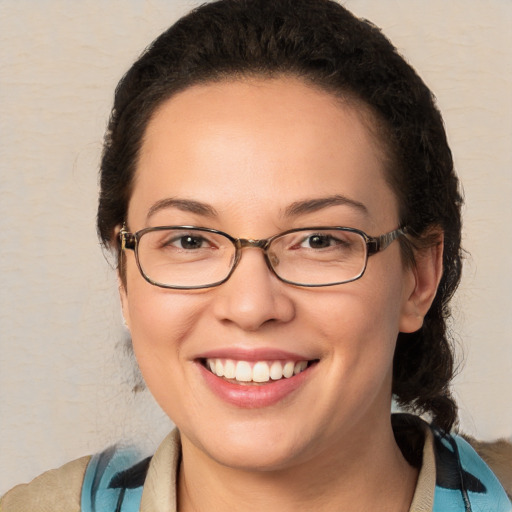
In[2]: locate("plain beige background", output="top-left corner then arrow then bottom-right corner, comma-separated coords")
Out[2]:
0,0 -> 511,494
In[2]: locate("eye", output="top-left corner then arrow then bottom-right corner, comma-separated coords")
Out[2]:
299,233 -> 344,249
167,234 -> 210,250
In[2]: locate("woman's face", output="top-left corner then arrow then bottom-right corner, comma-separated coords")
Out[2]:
121,77 -> 420,470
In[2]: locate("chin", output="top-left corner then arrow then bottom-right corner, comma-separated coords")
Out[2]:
193,414 -> 323,472
209,441 -> 305,472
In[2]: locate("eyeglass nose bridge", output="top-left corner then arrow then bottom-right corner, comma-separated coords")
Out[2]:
230,237 -> 279,278
236,238 -> 269,249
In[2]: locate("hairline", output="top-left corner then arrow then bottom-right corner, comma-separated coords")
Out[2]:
124,71 -> 401,231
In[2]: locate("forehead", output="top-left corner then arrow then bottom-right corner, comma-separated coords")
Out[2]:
130,77 -> 398,231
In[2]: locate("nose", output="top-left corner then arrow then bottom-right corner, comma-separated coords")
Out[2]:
212,247 -> 295,331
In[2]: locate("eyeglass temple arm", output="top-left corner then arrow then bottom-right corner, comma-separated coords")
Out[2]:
367,227 -> 407,255
120,227 -> 136,251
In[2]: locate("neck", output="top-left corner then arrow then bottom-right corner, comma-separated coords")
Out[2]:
177,416 -> 418,512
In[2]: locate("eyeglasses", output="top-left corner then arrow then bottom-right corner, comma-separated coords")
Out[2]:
120,225 -> 406,289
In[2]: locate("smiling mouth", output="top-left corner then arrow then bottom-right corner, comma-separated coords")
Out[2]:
201,358 -> 318,385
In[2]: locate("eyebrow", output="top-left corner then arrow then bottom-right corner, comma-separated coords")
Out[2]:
145,194 -> 368,223
146,198 -> 218,222
283,194 -> 368,218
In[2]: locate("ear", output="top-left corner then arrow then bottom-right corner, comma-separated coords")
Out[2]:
399,233 -> 444,333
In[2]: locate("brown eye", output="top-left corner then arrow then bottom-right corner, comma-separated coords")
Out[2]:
175,235 -> 207,250
154,233 -> 212,252
305,234 -> 332,249
299,233 -> 348,250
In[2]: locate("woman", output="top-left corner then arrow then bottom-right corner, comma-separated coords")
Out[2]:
1,0 -> 510,510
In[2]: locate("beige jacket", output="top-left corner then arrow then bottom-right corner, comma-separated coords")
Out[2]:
1,428 -> 436,512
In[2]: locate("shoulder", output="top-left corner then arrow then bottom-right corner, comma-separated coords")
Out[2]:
0,431 -> 179,512
392,413 -> 511,511
0,446 -> 151,512
462,434 -> 512,500
0,455 -> 91,512
81,445 -> 151,512
0,448 -> 152,512
431,426 -> 512,511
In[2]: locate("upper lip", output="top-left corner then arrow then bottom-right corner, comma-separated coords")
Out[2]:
195,347 -> 316,362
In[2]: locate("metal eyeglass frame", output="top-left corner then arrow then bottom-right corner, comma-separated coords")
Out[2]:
120,225 -> 407,290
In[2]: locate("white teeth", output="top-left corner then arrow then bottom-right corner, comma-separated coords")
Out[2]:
206,358 -> 309,383
224,359 -> 236,379
252,361 -> 270,383
294,361 -> 307,375
283,361 -> 295,378
215,359 -> 224,377
270,361 -> 283,380
235,361 -> 252,382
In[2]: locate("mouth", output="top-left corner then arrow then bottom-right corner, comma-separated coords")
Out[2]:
201,358 -> 318,385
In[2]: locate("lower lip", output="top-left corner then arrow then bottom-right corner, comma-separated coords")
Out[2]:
197,362 -> 315,408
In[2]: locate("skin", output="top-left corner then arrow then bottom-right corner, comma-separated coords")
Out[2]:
120,77 -> 443,511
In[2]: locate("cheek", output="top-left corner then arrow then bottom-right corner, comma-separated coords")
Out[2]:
123,268 -> 204,376
128,290 -> 201,351
125,285 -> 210,420
318,278 -> 403,337
309,266 -> 406,371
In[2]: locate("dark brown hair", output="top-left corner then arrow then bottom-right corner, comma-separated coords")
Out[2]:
98,0 -> 463,431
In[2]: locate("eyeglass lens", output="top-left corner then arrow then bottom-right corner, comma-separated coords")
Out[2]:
135,228 -> 368,288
